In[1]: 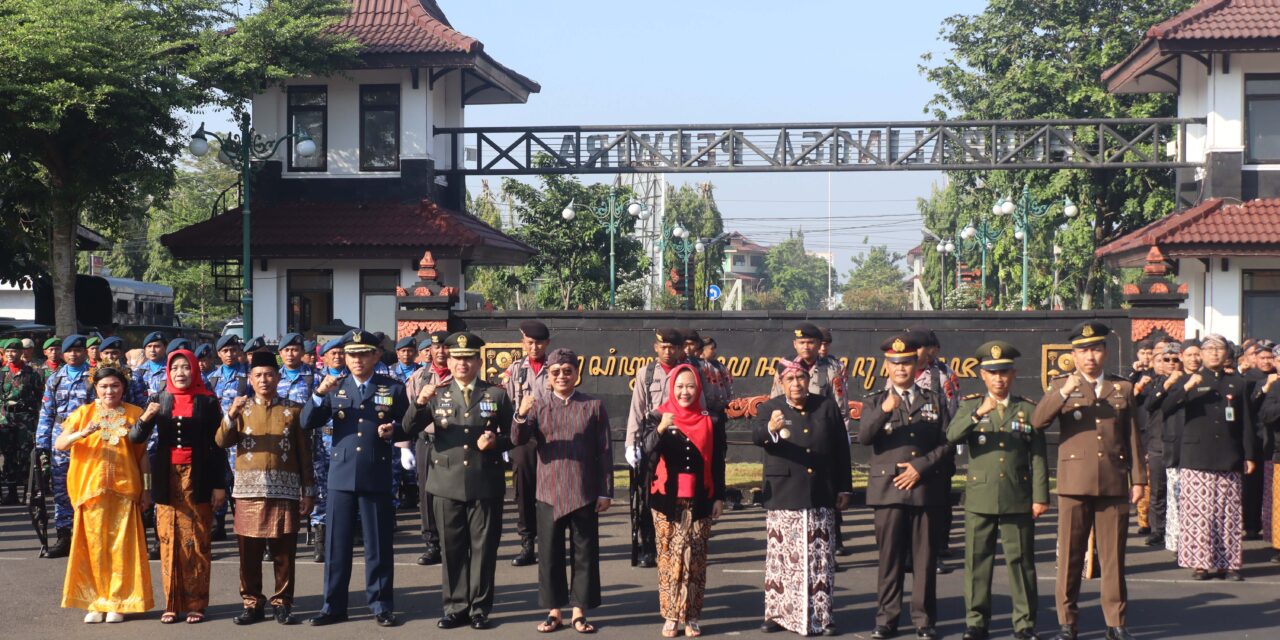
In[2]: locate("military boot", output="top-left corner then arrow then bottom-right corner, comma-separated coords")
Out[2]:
511,536 -> 536,566
312,524 -> 325,563
46,527 -> 72,558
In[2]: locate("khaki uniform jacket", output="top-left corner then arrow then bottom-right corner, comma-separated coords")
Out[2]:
947,394 -> 1049,515
1031,374 -> 1147,497
404,379 -> 514,502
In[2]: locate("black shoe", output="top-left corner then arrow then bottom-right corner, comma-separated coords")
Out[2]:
437,612 -> 471,629
418,544 -> 441,565
46,527 -> 71,558
638,552 -> 657,568
835,545 -> 854,556
822,624 -> 839,636
760,620 -> 783,633
962,627 -> 989,640
1243,530 -> 1263,541
1053,626 -> 1077,640
916,627 -> 938,639
273,605 -> 297,625
1013,629 -> 1040,640
1271,552 -> 1280,564
1136,526 -> 1151,535
307,612 -> 347,626
1105,627 -> 1136,640
211,514 -> 227,541
512,539 -> 536,567
871,626 -> 898,639
148,538 -> 160,561
312,524 -> 325,563
1192,569 -> 1212,580
936,561 -> 954,575
1225,570 -> 1244,581
470,614 -> 490,629
1144,533 -> 1163,546
233,607 -> 265,625
376,611 -> 398,627
353,531 -> 363,547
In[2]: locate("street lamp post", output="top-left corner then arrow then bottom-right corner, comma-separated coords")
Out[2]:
935,239 -> 955,310
562,192 -> 649,309
960,216 -> 1000,309
189,113 -> 315,339
993,185 -> 1078,310
659,223 -> 697,310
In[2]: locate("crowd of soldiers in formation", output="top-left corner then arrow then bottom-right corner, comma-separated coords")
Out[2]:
0,319 -> 1276,640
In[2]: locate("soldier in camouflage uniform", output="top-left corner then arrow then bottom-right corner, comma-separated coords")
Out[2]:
132,331 -> 169,405
35,334 -> 93,558
38,337 -> 61,384
308,337 -> 347,562
1,339 -> 43,504
207,334 -> 250,540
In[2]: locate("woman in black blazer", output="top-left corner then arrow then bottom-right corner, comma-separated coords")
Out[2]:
752,360 -> 852,637
129,349 -> 227,623
1160,335 -> 1256,580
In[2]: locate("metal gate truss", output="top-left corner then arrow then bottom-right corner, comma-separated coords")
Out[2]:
437,118 -> 1204,175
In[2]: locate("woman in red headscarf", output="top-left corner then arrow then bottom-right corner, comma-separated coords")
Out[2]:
642,363 -> 727,638
130,349 -> 227,624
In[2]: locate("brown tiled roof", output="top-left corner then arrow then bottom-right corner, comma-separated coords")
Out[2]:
334,0 -> 478,55
160,199 -> 535,265
725,231 -> 769,253
1096,197 -> 1280,264
1147,0 -> 1280,41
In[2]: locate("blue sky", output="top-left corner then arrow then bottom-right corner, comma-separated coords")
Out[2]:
444,0 -> 989,274
196,1 -> 990,276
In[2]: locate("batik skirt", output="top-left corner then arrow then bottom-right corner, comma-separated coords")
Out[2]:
653,506 -> 713,623
1177,469 -> 1243,571
1165,468 -> 1182,552
764,508 -> 835,636
156,464 -> 214,614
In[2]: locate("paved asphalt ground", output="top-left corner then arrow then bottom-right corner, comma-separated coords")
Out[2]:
0,499 -> 1276,639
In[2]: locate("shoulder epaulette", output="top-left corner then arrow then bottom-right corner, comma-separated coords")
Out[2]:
962,393 -> 982,400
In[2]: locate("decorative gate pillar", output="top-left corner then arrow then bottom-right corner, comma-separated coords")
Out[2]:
395,250 -> 458,340
1123,246 -> 1188,342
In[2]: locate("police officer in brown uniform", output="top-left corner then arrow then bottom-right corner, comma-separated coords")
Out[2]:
1030,322 -> 1146,640
858,333 -> 953,640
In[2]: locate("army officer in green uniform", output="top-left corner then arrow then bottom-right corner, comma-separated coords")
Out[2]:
946,341 -> 1049,640
404,332 -> 515,631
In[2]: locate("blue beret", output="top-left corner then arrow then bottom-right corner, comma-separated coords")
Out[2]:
100,336 -> 124,351
279,332 -> 305,349
244,335 -> 268,352
215,334 -> 243,351
321,337 -> 343,354
62,334 -> 88,351
395,336 -> 418,351
418,339 -> 432,351
303,340 -> 317,353
166,338 -> 194,354
194,343 -> 213,358
143,331 -> 166,346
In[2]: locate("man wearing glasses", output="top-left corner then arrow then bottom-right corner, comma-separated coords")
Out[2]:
1136,341 -> 1182,547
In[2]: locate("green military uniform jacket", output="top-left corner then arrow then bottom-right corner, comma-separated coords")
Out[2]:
1,364 -> 44,431
947,394 -> 1049,515
404,379 -> 515,502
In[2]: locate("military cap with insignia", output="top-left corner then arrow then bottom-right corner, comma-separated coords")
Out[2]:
61,334 -> 88,351
655,327 -> 683,345
1069,321 -> 1110,347
818,326 -> 833,344
342,329 -> 380,353
215,334 -> 243,351
193,343 -> 213,359
519,320 -> 550,341
445,331 -> 483,357
166,337 -> 194,355
244,335 -> 269,353
248,351 -> 279,370
100,336 -> 125,351
279,332 -> 305,349
143,330 -> 166,347
43,337 -> 61,351
793,322 -> 823,341
880,333 -> 920,363
395,336 -> 417,351
975,340 -> 1020,371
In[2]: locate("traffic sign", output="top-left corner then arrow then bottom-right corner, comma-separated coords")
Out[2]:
707,284 -> 722,301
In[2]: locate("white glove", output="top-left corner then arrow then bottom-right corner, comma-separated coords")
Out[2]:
401,449 -> 416,471
502,451 -> 510,463
625,444 -> 640,469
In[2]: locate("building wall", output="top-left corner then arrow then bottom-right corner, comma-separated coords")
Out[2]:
251,68 -> 464,177
1179,255 -> 1280,342
0,282 -> 35,321
249,256 -> 463,339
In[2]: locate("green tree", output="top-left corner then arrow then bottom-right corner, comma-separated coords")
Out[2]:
919,0 -> 1195,309
663,183 -> 725,310
464,180 -> 521,309
841,245 -> 910,311
0,0 -> 358,334
501,173 -> 647,310
760,230 -> 836,311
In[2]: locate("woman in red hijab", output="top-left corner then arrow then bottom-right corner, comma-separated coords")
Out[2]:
130,349 -> 227,624
642,363 -> 727,638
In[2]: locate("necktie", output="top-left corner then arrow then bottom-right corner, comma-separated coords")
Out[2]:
901,390 -> 911,407
359,383 -> 366,397
463,386 -> 471,407
995,401 -> 1005,421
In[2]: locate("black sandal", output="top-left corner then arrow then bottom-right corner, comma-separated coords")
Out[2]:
572,616 -> 596,634
538,616 -> 564,633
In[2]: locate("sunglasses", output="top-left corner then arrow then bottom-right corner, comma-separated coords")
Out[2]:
1160,357 -> 1179,362
548,368 -> 576,378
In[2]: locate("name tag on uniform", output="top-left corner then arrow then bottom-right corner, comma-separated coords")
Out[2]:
1225,406 -> 1236,422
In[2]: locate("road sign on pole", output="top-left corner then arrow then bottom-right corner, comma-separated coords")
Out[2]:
707,284 -> 722,301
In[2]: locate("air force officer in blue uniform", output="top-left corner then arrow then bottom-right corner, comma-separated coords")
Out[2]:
301,329 -> 410,627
